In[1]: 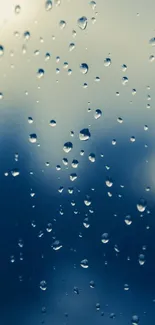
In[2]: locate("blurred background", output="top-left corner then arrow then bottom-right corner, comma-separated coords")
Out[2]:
0,0 -> 155,324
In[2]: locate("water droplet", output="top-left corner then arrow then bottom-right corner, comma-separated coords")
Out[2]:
15,5 -> 21,14
122,64 -> 127,71
80,63 -> 89,74
28,117 -> 33,124
96,303 -> 100,311
130,136 -> 135,143
104,57 -> 111,67
0,45 -> 4,57
45,52 -> 51,61
124,215 -> 132,225
94,109 -> 102,119
18,239 -> 24,248
79,128 -> 91,141
62,158 -> 68,166
105,177 -> 113,187
124,283 -> 129,291
137,198 -> 147,212
45,0 -> 53,11
132,88 -> 136,95
63,142 -> 73,153
59,20 -> 66,29
55,0 -> 61,6
101,233 -> 109,244
149,55 -> 155,62
117,117 -> 123,123
90,1 -> 96,10
37,69 -> 45,79
24,31 -> 30,40
73,286 -> 79,294
49,119 -> 56,127
88,153 -> 95,162
71,159 -> 79,168
11,169 -> 20,177
80,259 -> 89,268
77,16 -> 87,30
34,49 -> 40,56
122,76 -> 128,85
10,255 -> 15,263
131,315 -> 139,325
46,223 -> 52,232
53,240 -> 62,250
89,280 -> 95,288
149,37 -> 155,46
40,280 -> 47,291
83,217 -> 90,228
138,254 -> 145,265
69,42 -> 75,51
70,173 -> 77,181
29,134 -> 37,143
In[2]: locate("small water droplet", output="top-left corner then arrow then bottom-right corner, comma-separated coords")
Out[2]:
15,5 -> 21,14
122,76 -> 128,85
89,280 -> 95,288
63,142 -> 73,153
101,233 -> 109,244
88,153 -> 95,162
40,280 -> 47,291
49,119 -> 56,127
59,20 -> 66,29
37,69 -> 45,79
149,37 -> 155,46
53,240 -> 62,250
90,1 -> 96,10
94,109 -> 102,119
124,283 -> 129,291
80,259 -> 89,268
124,215 -> 132,225
138,254 -> 145,265
24,31 -> 30,40
80,63 -> 89,74
104,57 -> 111,67
137,198 -> 147,212
131,315 -> 139,325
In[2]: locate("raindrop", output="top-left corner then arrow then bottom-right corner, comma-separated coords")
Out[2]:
49,119 -> 56,127
124,283 -> 129,291
104,57 -> 111,67
83,217 -> 90,228
124,215 -> 132,225
45,52 -> 51,61
138,254 -> 145,265
11,169 -> 20,177
46,223 -> 52,232
45,0 -> 53,11
90,1 -> 96,10
0,45 -> 4,57
69,42 -> 75,51
96,303 -> 100,311
137,198 -> 147,212
131,315 -> 139,325
90,280 -> 95,288
122,64 -> 127,71
63,142 -> 73,153
24,31 -> 30,40
149,37 -> 155,46
132,88 -> 136,95
77,16 -> 87,30
122,76 -> 128,85
101,233 -> 109,244
10,255 -> 15,263
73,287 -> 79,294
53,240 -> 62,251
80,259 -> 89,268
40,280 -> 47,291
29,134 -> 37,143
71,159 -> 79,168
15,5 -> 21,14
105,177 -> 113,187
88,153 -> 96,162
94,109 -> 102,119
80,63 -> 89,74
59,20 -> 66,29
37,69 -> 45,79
130,136 -> 135,143
79,128 -> 91,141
70,173 -> 77,181
28,117 -> 33,124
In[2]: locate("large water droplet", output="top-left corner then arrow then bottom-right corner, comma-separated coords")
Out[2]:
79,128 -> 91,141
80,63 -> 89,74
77,16 -> 87,30
63,142 -> 73,153
53,240 -> 62,250
137,198 -> 147,212
29,134 -> 37,143
45,0 -> 53,11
